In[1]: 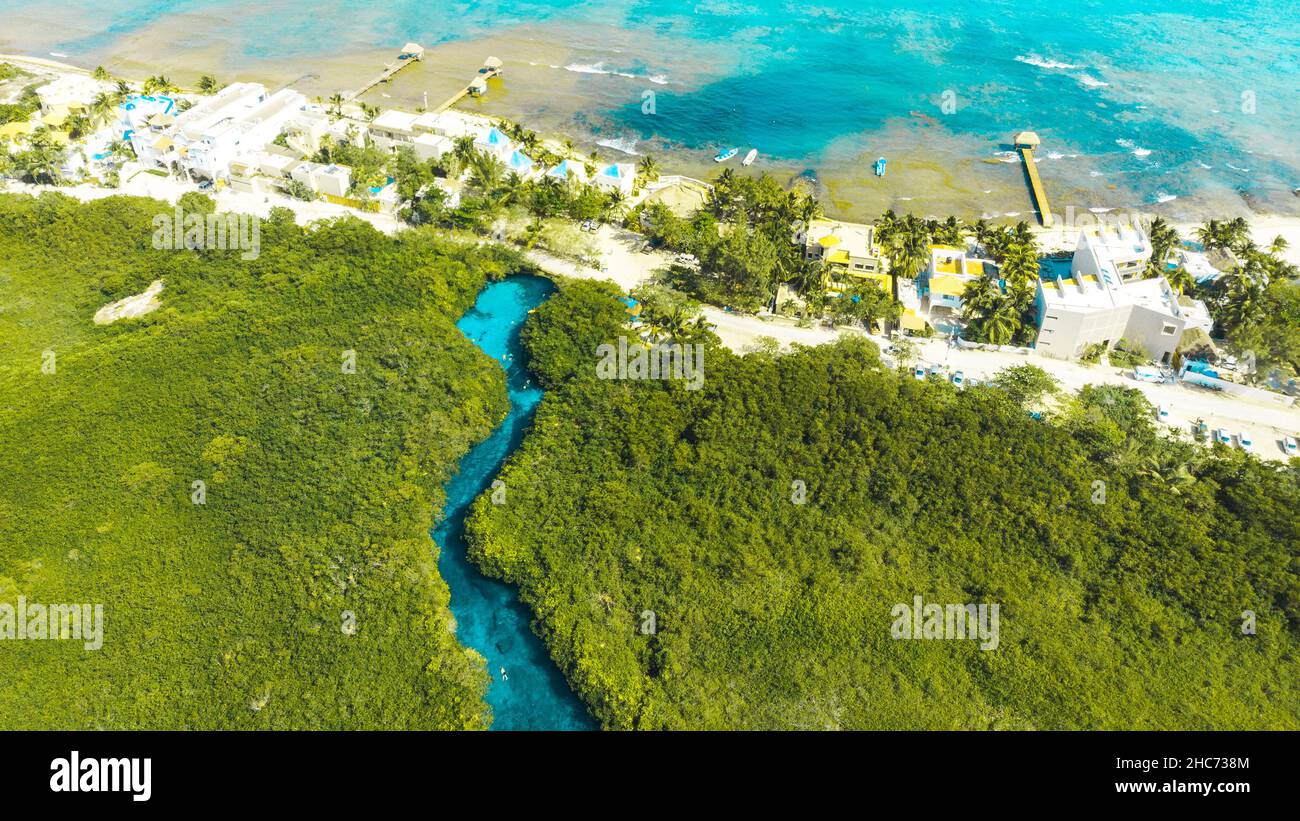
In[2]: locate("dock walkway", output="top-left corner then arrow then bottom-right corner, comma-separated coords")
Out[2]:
1013,131 -> 1054,228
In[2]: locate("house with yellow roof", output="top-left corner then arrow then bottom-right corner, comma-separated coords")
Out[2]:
895,244 -> 999,336
0,120 -> 36,142
799,218 -> 892,294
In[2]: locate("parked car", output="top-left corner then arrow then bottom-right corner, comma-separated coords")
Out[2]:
1133,366 -> 1163,383
913,366 -> 927,380
1238,431 -> 1253,450
1157,405 -> 1170,422
1284,436 -> 1298,456
580,219 -> 596,232
1215,428 -> 1232,445
197,180 -> 214,191
951,371 -> 964,387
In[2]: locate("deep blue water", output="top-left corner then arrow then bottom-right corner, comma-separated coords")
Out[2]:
435,275 -> 595,731
4,0 -> 1298,215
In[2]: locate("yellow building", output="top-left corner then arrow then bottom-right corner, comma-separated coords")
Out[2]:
801,218 -> 892,294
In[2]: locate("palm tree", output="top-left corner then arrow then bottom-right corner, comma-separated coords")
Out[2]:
1225,217 -> 1250,252
982,300 -> 1020,346
15,130 -> 65,183
796,194 -> 823,227
88,92 -> 117,127
328,93 -> 345,117
999,240 -> 1041,288
883,213 -> 931,280
933,215 -> 965,246
1165,263 -> 1194,295
92,65 -> 110,81
602,190 -> 625,222
1145,216 -> 1180,276
143,75 -> 177,95
1268,235 -> 1289,256
794,260 -> 831,297
467,151 -> 505,194
197,75 -> 219,93
1140,450 -> 1197,495
451,135 -> 477,174
637,154 -> 660,184
1220,276 -> 1263,332
960,274 -> 1002,321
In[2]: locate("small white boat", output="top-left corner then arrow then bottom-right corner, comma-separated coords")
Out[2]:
874,157 -> 887,177
714,147 -> 739,163
742,148 -> 758,166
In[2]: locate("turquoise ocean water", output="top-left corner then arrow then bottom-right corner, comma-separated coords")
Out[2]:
438,275 -> 594,730
2,0 -> 1298,218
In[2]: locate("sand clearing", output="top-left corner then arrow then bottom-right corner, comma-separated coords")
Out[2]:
94,279 -> 164,324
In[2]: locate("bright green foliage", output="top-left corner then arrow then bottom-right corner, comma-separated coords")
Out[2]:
467,281 -> 1300,730
0,193 -> 528,729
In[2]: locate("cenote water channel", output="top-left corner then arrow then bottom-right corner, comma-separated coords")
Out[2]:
434,275 -> 596,731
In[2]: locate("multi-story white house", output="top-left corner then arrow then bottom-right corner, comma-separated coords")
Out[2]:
368,109 -> 454,161
129,83 -> 306,182
909,245 -> 998,334
1033,225 -> 1211,364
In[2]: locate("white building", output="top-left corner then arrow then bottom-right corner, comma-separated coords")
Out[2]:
368,108 -> 453,161
911,244 -> 998,334
129,83 -> 306,182
593,162 -> 636,196
227,148 -> 351,198
1034,225 -> 1212,364
544,159 -> 588,184
1174,248 -> 1226,284
473,126 -> 513,159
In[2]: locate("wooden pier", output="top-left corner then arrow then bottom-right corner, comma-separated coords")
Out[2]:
432,57 -> 503,113
346,42 -> 426,102
1014,130 -> 1054,228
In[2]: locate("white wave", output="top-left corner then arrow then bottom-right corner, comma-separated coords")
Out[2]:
564,62 -> 665,84
1015,54 -> 1080,70
1197,161 -> 1213,169
1004,211 -> 1021,217
1116,138 -> 1152,158
993,150 -> 1019,163
1090,171 -> 1104,177
1154,192 -> 1178,204
1226,162 -> 1250,172
564,62 -> 610,75
1078,74 -> 1109,89
1088,207 -> 1114,213
596,136 -> 641,156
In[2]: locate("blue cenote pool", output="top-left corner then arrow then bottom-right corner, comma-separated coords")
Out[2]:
434,275 -> 595,731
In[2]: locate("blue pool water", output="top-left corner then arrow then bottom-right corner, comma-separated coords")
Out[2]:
435,275 -> 595,731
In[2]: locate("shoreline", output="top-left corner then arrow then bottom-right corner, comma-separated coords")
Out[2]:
4,38 -> 1297,228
